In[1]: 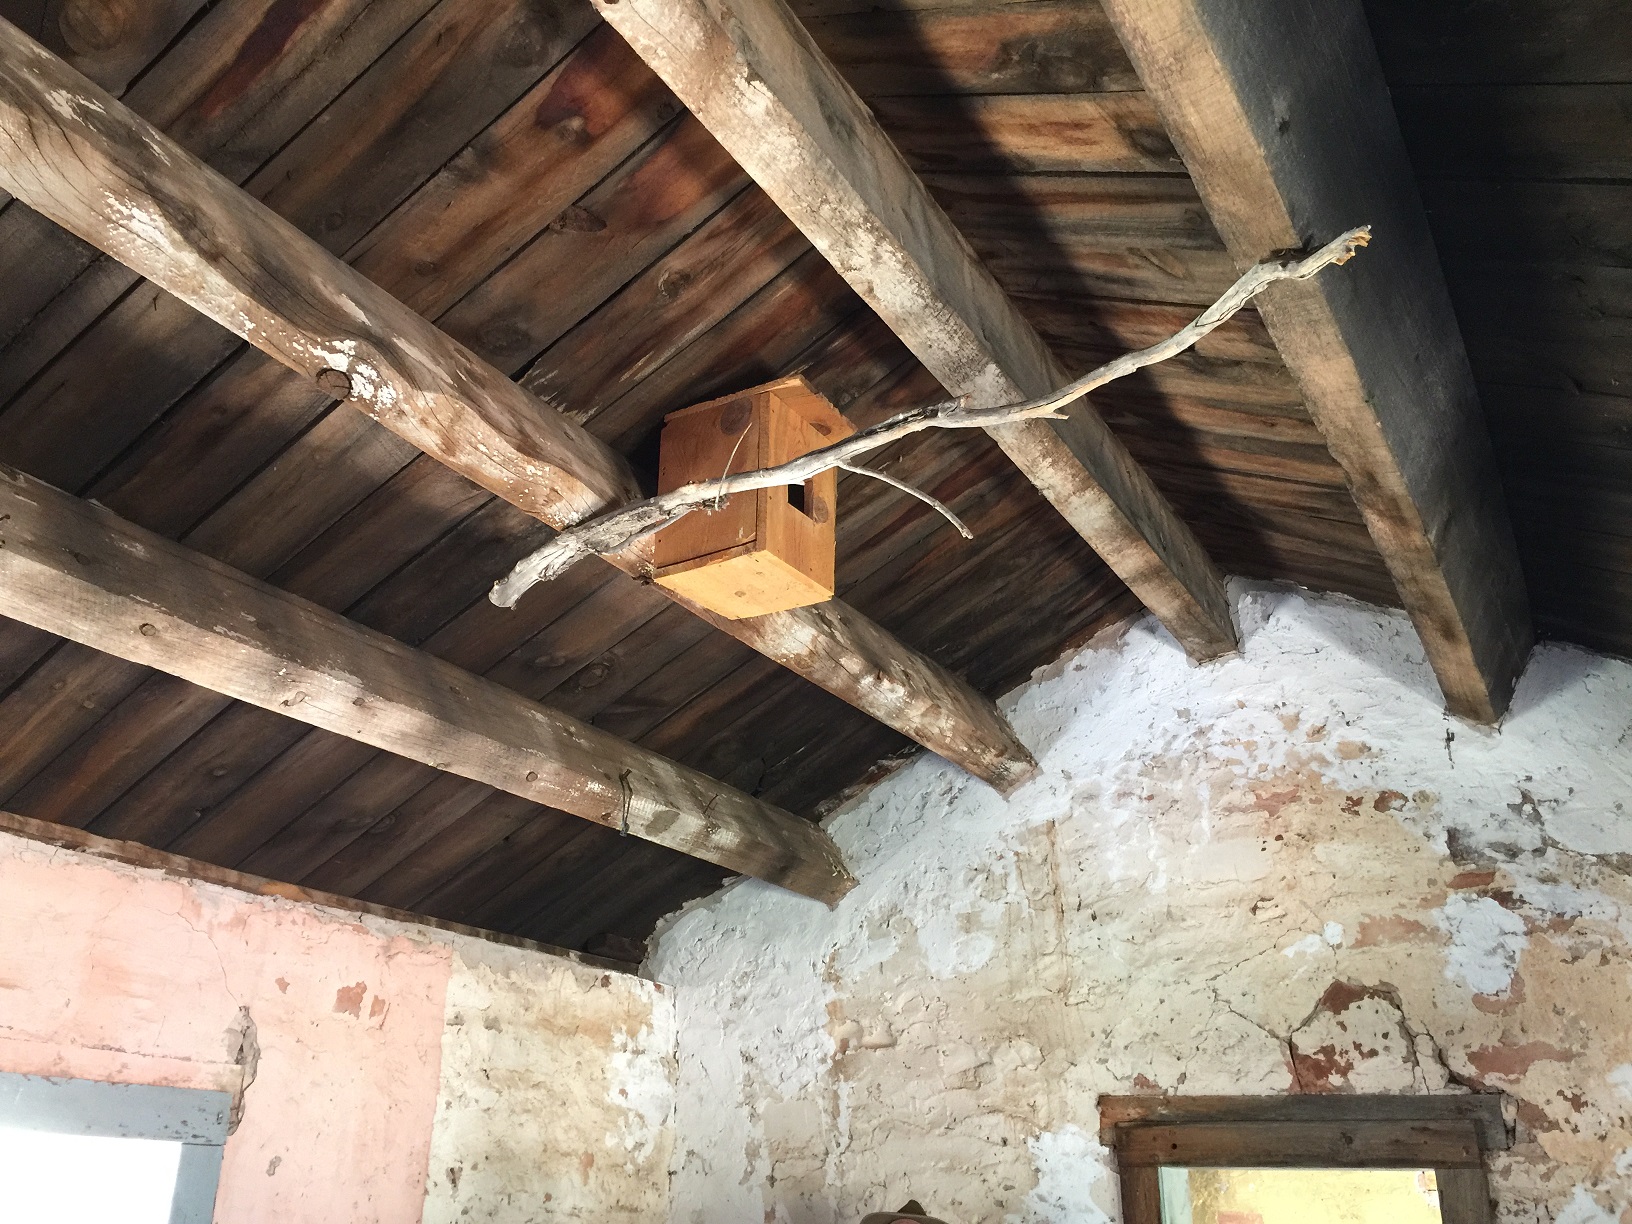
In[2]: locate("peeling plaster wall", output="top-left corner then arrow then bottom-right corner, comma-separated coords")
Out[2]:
422,939 -> 677,1223
0,831 -> 675,1223
648,584 -> 1632,1224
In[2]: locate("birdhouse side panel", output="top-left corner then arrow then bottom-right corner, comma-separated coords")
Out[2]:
652,394 -> 762,570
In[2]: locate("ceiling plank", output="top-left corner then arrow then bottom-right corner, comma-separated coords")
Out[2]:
589,0 -> 1239,661
0,463 -> 854,902
1098,0 -> 1532,721
0,18 -> 1034,791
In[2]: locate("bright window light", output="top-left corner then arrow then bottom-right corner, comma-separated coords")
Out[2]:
0,1124 -> 184,1224
1158,1167 -> 1443,1224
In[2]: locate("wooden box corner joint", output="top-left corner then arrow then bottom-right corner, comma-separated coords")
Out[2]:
653,376 -> 854,619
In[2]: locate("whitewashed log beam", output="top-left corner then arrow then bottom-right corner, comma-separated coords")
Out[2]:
0,17 -> 1036,791
589,0 -> 1238,661
1098,0 -> 1532,721
0,463 -> 855,902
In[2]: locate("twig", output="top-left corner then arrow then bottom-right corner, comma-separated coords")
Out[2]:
837,460 -> 973,539
490,226 -> 1370,608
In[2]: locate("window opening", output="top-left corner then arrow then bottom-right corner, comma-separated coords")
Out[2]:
1158,1167 -> 1443,1224
0,1072 -> 230,1224
0,1125 -> 185,1224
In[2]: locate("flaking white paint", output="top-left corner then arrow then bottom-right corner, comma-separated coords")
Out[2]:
650,582 -> 1632,1223
1015,1126 -> 1115,1224
422,941 -> 674,1224
1434,894 -> 1529,996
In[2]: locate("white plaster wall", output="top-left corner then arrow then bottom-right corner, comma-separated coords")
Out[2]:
422,936 -> 676,1223
648,583 -> 1632,1224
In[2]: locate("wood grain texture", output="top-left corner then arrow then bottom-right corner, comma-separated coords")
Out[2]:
0,464 -> 855,901
1116,1166 -> 1161,1224
1099,0 -> 1533,720
1436,1168 -> 1496,1224
1118,1120 -> 1482,1168
0,16 -> 640,526
1098,1092 -> 1510,1151
594,0 -> 1238,660
870,92 -> 1180,175
802,0 -> 1140,96
0,21 -> 1037,791
36,0 -> 206,95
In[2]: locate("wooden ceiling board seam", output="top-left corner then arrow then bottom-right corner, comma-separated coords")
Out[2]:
204,571 -> 682,894
800,0 -> 1143,97
300,771 -> 496,897
3,676 -> 234,828
0,619 -> 59,694
541,840 -> 708,949
278,601 -> 719,895
86,704 -> 314,847
169,731 -> 382,865
0,0 -> 616,509
0,0 -> 474,430
436,114 -> 752,378
0,647 -> 150,802
0,55 -> 747,835
447,819 -> 618,931
518,186 -> 813,415
413,808 -> 615,927
358,790 -> 557,911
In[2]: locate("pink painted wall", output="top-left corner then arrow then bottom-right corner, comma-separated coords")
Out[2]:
0,831 -> 453,1223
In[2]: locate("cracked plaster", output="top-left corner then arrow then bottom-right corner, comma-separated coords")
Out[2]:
649,582 -> 1632,1224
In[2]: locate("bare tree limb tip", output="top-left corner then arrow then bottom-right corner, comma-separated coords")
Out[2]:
490,226 -> 1371,609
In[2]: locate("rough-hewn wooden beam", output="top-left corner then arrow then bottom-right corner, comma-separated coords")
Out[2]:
0,463 -> 854,902
1098,0 -> 1532,721
0,17 -> 1035,791
589,0 -> 1238,661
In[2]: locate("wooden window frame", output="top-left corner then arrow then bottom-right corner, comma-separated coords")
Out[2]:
1101,1095 -> 1508,1224
0,1070 -> 232,1224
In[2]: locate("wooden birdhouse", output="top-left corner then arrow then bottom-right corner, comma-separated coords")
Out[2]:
652,375 -> 854,620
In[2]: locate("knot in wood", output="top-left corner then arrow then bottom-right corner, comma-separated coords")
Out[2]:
316,368 -> 353,400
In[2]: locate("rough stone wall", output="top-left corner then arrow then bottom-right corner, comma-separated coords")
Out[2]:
0,830 -> 675,1223
648,584 -> 1632,1224
422,937 -> 677,1223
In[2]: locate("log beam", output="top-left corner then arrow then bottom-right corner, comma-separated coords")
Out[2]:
0,17 -> 1035,790
0,463 -> 854,902
589,0 -> 1239,661
1098,0 -> 1532,720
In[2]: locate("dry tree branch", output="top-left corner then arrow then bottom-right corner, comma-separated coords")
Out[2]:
490,226 -> 1371,608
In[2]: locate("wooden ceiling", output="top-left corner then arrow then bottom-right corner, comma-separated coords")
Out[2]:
1367,0 -> 1632,660
0,0 -> 1614,958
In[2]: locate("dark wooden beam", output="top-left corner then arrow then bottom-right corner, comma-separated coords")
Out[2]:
590,0 -> 1239,661
0,17 -> 1035,790
0,463 -> 854,902
1098,0 -> 1532,721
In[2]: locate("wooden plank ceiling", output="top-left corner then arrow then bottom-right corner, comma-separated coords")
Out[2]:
1366,0 -> 1632,661
0,0 -> 1547,958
